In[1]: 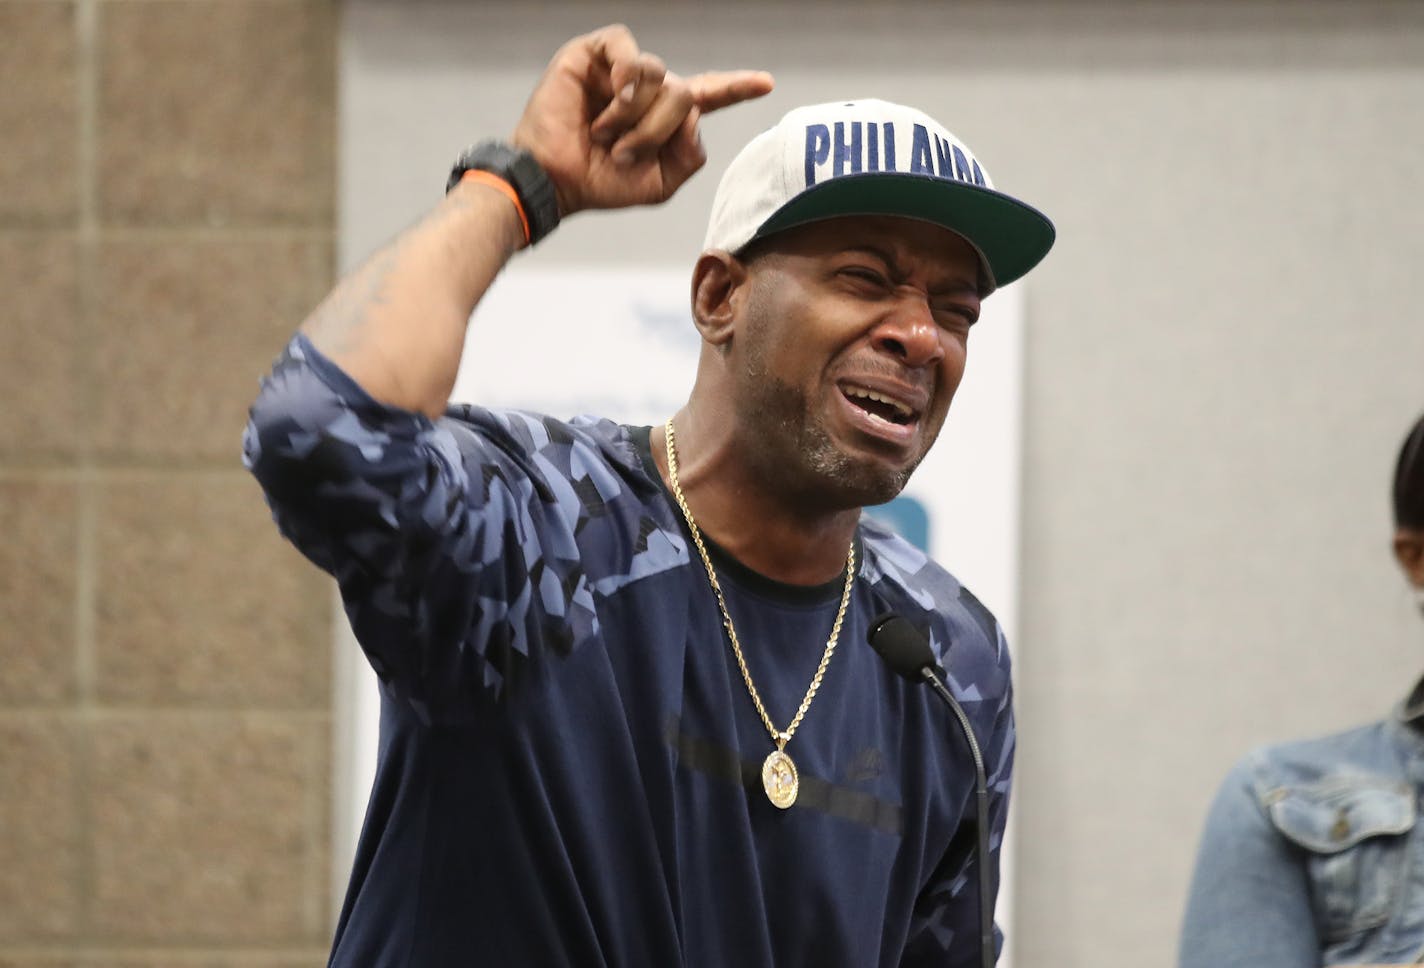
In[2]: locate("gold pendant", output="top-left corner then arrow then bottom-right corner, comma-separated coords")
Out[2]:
762,749 -> 799,809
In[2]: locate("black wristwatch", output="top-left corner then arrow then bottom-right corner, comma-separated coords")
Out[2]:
446,141 -> 561,245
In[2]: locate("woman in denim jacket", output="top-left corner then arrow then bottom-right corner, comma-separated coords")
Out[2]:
1179,412 -> 1424,967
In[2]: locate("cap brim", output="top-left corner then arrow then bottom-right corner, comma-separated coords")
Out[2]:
747,173 -> 1055,292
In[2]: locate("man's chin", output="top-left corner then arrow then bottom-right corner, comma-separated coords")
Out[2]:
771,416 -> 924,510
813,453 -> 916,508
852,472 -> 913,508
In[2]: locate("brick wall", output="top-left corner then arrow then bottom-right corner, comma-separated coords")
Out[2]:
1,1 -> 337,964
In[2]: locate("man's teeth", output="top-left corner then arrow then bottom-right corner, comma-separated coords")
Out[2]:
845,387 -> 912,418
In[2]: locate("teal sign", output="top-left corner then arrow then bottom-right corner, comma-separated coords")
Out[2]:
864,495 -> 930,552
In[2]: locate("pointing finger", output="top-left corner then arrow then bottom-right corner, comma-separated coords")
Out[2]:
688,70 -> 776,114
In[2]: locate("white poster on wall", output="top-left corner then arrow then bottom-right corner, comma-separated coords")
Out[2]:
335,263 -> 1025,959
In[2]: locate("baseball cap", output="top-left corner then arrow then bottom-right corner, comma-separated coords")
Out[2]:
703,99 -> 1055,294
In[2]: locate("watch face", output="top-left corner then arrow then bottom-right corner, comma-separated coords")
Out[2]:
446,141 -> 517,193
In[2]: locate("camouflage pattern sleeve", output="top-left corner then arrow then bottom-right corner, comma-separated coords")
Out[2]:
242,335 -> 598,722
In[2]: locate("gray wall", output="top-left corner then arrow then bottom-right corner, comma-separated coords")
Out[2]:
343,2 -> 1424,965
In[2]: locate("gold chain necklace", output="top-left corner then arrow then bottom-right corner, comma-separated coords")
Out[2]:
663,420 -> 855,809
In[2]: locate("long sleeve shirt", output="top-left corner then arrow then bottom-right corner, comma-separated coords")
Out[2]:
245,335 -> 1017,967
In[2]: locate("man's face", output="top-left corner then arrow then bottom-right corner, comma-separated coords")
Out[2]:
726,215 -> 984,510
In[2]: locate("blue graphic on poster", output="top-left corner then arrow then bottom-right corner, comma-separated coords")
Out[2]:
864,495 -> 930,552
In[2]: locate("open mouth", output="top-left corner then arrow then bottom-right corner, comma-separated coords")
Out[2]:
842,386 -> 918,427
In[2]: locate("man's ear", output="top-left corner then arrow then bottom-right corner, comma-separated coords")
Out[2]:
691,251 -> 748,347
1394,529 -> 1424,587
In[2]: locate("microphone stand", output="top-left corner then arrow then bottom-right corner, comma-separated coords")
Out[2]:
866,613 -> 996,968
919,665 -> 994,968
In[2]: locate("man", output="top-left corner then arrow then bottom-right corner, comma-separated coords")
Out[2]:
245,24 -> 1053,968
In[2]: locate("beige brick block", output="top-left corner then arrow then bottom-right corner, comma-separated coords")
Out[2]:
0,3 -> 78,225
76,956 -> 323,968
95,475 -> 328,707
91,237 -> 326,462
98,1 -> 334,227
0,718 -> 81,940
0,951 -> 326,967
0,236 -> 81,460
0,481 -> 79,704
89,714 -> 321,943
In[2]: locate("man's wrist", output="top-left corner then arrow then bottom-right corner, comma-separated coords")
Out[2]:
446,141 -> 561,245
455,170 -> 531,248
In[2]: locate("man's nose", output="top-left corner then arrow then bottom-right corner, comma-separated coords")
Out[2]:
871,298 -> 944,368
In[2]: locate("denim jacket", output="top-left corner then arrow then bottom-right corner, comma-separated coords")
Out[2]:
1179,683 -> 1424,967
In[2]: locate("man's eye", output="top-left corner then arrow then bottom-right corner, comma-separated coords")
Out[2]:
842,267 -> 888,287
933,304 -> 979,328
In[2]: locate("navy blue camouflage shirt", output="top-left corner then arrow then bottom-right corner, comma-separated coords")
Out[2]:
244,335 -> 1016,968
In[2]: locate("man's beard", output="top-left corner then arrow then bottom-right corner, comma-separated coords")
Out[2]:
737,357 -> 919,511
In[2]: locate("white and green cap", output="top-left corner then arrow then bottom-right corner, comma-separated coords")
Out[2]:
703,99 -> 1055,293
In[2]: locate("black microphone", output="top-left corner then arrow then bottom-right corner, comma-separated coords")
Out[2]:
866,612 -> 942,681
867,614 -> 994,968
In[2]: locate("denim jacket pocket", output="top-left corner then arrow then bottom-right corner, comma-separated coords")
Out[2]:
1264,776 -> 1416,940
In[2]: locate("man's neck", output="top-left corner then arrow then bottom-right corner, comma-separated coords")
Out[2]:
650,419 -> 859,587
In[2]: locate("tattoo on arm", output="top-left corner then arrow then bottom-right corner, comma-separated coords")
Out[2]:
295,189 -> 514,416
301,191 -> 483,357
301,242 -> 401,357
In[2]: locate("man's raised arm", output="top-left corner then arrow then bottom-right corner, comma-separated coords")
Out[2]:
298,24 -> 772,418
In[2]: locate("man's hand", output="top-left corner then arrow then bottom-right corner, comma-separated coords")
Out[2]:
512,24 -> 774,216
297,24 -> 769,418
